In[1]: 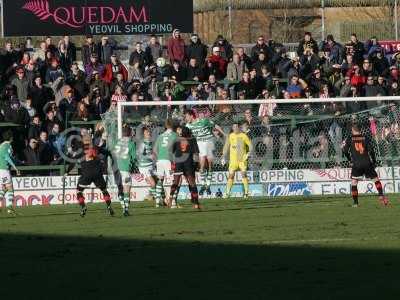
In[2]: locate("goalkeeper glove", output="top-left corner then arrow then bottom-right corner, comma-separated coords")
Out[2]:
221,157 -> 227,166
243,153 -> 250,161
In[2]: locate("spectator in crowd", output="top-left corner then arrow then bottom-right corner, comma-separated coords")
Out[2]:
24,97 -> 36,119
11,66 -> 29,103
38,131 -> 53,165
28,114 -> 41,139
186,58 -> 204,81
85,53 -> 104,80
111,85 -> 128,103
45,58 -> 65,84
251,35 -> 273,63
32,41 -> 47,63
48,123 -> 65,155
347,33 -> 365,65
29,75 -> 54,119
129,42 -> 149,72
167,29 -> 186,64
103,54 -> 128,85
45,36 -> 57,55
82,34 -> 98,67
59,87 -> 77,122
66,63 -> 87,101
207,47 -> 228,80
72,101 -> 93,122
63,35 -> 77,62
170,60 -> 186,82
56,40 -> 73,74
98,36 -> 114,65
235,71 -> 257,99
237,47 -> 253,70
320,34 -> 344,65
110,72 -> 129,95
226,53 -> 247,81
370,48 -> 389,76
146,35 -> 163,64
24,138 -> 41,166
186,33 -> 208,66
20,52 -> 31,66
213,34 -> 233,61
297,32 -> 319,58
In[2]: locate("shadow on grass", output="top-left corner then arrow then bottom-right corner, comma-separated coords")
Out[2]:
0,233 -> 399,299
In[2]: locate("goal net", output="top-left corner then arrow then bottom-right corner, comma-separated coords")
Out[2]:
114,96 -> 400,200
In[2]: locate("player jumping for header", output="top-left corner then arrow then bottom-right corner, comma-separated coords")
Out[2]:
154,119 -> 178,208
77,136 -> 114,217
185,109 -> 225,197
137,127 -> 158,202
169,126 -> 201,210
114,126 -> 136,216
222,122 -> 253,199
0,131 -> 20,215
343,123 -> 389,207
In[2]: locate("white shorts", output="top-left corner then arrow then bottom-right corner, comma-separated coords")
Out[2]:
0,169 -> 12,185
198,140 -> 215,159
156,160 -> 171,178
120,171 -> 132,186
139,166 -> 155,178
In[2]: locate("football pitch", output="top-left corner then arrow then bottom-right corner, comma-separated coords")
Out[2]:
1,196 -> 399,299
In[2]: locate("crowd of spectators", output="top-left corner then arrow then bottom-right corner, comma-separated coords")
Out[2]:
0,30 -> 399,169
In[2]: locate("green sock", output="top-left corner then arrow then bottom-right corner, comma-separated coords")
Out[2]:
206,171 -> 213,188
124,192 -> 130,210
149,187 -> 156,197
119,194 -> 125,209
155,182 -> 163,204
200,171 -> 207,188
5,190 -> 14,208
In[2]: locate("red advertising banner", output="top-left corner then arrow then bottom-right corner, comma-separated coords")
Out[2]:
2,0 -> 193,36
379,41 -> 400,54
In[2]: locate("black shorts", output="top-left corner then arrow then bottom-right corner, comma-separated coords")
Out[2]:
174,162 -> 196,177
78,174 -> 107,190
351,164 -> 378,179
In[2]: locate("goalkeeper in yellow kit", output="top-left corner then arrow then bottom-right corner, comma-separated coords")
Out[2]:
222,122 -> 253,198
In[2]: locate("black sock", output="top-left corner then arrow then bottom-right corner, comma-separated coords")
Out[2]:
375,181 -> 384,196
351,185 -> 359,205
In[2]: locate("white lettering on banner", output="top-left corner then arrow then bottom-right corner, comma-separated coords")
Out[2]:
260,170 -> 304,182
266,183 -> 312,197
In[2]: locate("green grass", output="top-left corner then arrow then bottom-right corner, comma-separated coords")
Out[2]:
1,196 -> 399,299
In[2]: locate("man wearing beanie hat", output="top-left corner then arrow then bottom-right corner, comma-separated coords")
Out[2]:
186,33 -> 208,66
212,34 -> 233,61
206,46 -> 228,80
167,28 -> 186,64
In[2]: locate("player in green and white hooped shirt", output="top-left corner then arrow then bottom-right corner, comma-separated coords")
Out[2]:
114,126 -> 136,216
137,127 -> 157,201
0,131 -> 20,214
154,119 -> 178,207
185,110 -> 225,196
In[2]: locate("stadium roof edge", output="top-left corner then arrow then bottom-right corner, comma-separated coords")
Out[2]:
194,0 -> 388,13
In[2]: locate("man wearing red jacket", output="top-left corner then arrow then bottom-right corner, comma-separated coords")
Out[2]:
207,47 -> 228,80
103,54 -> 128,85
167,29 -> 186,64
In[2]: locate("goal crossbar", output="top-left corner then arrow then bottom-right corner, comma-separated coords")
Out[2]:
117,96 -> 400,138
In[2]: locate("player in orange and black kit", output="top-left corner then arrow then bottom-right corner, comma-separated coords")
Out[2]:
77,143 -> 114,217
168,126 -> 201,210
343,124 -> 389,207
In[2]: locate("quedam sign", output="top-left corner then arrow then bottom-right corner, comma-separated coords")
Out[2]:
2,0 -> 193,36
